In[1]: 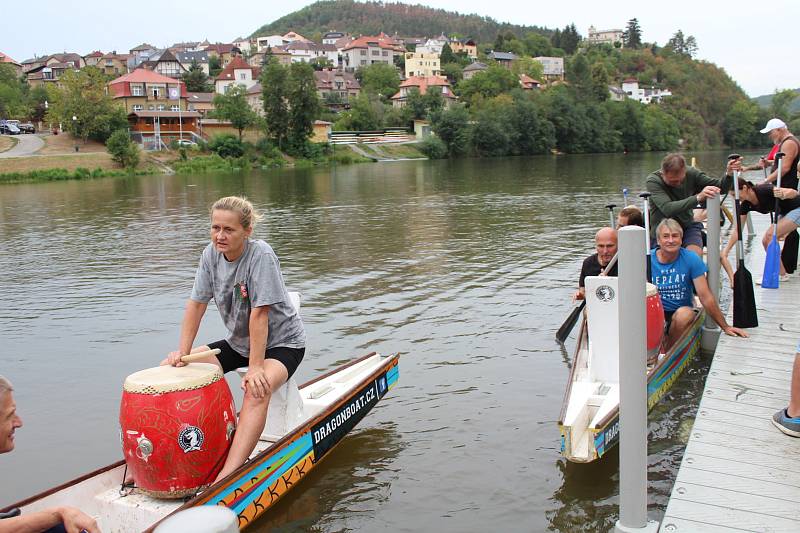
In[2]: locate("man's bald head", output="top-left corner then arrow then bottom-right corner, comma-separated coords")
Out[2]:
595,227 -> 617,266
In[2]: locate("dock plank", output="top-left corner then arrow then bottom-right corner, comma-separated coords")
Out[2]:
662,211 -> 800,532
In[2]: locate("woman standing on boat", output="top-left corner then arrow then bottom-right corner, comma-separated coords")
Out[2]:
162,196 -> 306,482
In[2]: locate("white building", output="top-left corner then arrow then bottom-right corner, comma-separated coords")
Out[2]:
416,33 -> 449,55
533,56 -> 564,80
587,26 -> 624,47
621,79 -> 672,104
214,56 -> 260,94
256,35 -> 287,52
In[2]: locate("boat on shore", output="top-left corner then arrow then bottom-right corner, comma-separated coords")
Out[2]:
558,276 -> 704,463
1,352 -> 400,531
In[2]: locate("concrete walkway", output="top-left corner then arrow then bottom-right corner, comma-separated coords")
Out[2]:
662,209 -> 800,532
0,134 -> 45,158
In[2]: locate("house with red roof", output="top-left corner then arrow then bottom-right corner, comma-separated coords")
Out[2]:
519,74 -> 541,90
0,51 -> 22,76
108,69 -> 200,142
83,51 -> 104,68
314,68 -> 360,106
391,75 -> 457,108
214,56 -> 261,94
341,33 -> 404,72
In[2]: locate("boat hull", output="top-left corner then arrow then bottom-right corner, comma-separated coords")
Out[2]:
559,310 -> 704,463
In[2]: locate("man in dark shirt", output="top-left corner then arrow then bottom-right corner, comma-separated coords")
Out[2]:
575,227 -> 618,300
645,153 -> 739,257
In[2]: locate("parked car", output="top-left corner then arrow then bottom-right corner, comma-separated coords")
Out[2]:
176,139 -> 197,146
0,123 -> 21,135
17,123 -> 35,133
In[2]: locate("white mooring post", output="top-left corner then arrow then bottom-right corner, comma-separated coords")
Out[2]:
701,193 -> 722,351
614,226 -> 659,533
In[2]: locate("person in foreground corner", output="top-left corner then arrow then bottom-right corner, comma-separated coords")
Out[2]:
646,153 -> 739,257
574,227 -> 618,301
650,219 -> 748,349
0,375 -> 101,533
772,342 -> 800,437
162,196 -> 306,483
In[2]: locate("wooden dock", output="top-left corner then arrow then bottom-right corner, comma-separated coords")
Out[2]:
661,212 -> 800,532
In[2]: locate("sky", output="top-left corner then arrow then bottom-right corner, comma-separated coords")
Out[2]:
3,0 -> 798,98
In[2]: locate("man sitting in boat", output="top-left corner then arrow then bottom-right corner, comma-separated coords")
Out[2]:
650,219 -> 748,348
617,205 -> 644,228
646,154 -> 739,257
574,227 -> 618,301
0,375 -> 100,533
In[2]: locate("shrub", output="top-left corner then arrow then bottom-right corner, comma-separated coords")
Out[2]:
106,129 -> 140,169
208,134 -> 245,158
417,136 -> 448,159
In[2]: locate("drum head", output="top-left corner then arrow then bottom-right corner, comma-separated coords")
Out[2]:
124,363 -> 223,394
646,282 -> 658,297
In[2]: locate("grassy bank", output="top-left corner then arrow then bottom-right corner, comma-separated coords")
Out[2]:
0,153 -> 158,184
170,147 -> 374,174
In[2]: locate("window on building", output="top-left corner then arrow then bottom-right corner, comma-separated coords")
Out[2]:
360,60 -> 367,65
157,104 -> 165,111
372,50 -> 380,56
382,50 -> 388,57
132,85 -> 143,96
148,105 -> 155,110
239,72 -> 246,80
132,104 -> 143,112
360,50 -> 366,56
152,87 -> 161,98
170,105 -> 180,111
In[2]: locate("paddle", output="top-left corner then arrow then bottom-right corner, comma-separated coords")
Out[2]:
606,203 -> 617,228
762,152 -> 785,289
623,188 -> 629,206
730,154 -> 758,327
639,192 -> 654,281
180,348 -> 222,363
556,252 -> 619,343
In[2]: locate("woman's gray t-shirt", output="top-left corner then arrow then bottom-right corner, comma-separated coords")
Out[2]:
190,239 -> 306,355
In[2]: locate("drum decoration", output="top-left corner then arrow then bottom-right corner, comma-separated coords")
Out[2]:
645,283 -> 666,360
120,363 -> 236,498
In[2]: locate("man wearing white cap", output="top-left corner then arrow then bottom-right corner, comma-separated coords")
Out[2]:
759,118 -> 799,189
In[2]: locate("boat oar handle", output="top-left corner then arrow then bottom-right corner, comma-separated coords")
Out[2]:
601,252 -> 618,275
180,348 -> 222,363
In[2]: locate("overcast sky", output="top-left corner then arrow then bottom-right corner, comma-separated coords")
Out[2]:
3,0 -> 797,98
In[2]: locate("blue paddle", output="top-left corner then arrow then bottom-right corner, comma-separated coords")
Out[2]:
762,152 -> 785,289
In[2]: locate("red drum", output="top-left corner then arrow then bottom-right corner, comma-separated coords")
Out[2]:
120,363 -> 236,498
646,283 -> 666,360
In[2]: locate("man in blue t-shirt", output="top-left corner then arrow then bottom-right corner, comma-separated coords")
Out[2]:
650,218 -> 748,349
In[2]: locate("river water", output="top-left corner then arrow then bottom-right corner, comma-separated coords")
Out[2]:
0,151 -> 760,531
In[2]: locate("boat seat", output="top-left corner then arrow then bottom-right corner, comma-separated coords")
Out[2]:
234,291 -> 306,442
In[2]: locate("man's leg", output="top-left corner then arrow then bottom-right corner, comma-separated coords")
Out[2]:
787,352 -> 800,418
682,222 -> 704,258
214,359 -> 288,482
665,306 -> 695,350
775,217 -> 800,276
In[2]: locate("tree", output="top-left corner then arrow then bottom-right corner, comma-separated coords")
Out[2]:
623,18 -> 642,49
286,62 -> 320,153
457,65 -> 518,101
431,104 -> 471,157
590,63 -> 611,102
441,63 -> 464,84
208,55 -> 223,78
567,54 -> 592,98
45,66 -> 128,143
560,24 -> 581,55
666,30 -> 699,58
723,100 -> 759,148
106,129 -> 140,169
0,64 -> 30,119
405,88 -> 428,120
212,85 -> 257,141
357,63 -> 400,100
440,43 -> 456,65
770,89 -> 799,120
334,93 -> 386,131
524,33 -> 553,57
310,57 -> 333,70
182,60 -> 211,92
261,59 -> 290,149
511,57 -> 544,81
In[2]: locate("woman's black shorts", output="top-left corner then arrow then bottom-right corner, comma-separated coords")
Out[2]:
207,339 -> 305,379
